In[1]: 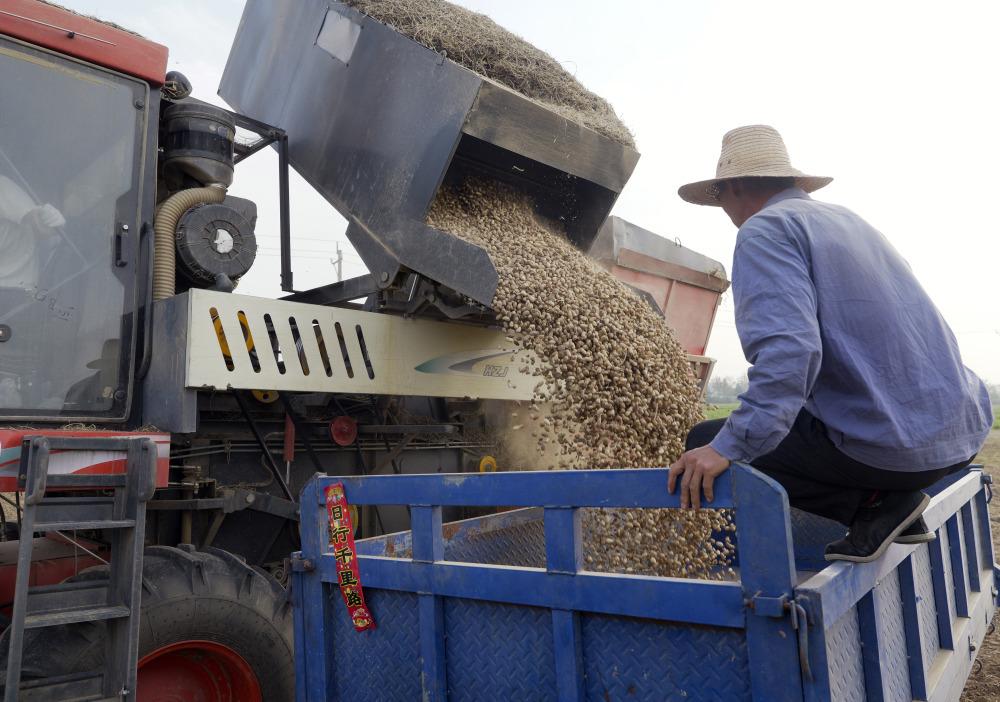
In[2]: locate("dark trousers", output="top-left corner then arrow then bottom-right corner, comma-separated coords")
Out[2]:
686,410 -> 973,525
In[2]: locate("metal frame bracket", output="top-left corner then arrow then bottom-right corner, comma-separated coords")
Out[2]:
290,552 -> 315,573
748,593 -> 812,682
750,593 -> 788,618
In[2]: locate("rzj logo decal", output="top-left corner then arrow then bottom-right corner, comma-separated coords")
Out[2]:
415,350 -> 514,377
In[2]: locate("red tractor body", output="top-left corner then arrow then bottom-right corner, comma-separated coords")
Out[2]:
0,0 -> 167,84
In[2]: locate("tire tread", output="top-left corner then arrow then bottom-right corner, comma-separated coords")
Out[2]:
0,546 -> 294,700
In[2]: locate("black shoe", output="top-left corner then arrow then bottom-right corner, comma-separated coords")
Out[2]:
825,491 -> 930,563
894,516 -> 936,544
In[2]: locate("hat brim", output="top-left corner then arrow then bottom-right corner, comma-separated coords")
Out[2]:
678,174 -> 833,207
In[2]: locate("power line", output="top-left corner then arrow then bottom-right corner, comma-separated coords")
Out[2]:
256,248 -> 364,260
256,235 -> 353,244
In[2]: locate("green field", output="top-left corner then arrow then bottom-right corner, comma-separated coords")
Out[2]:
994,405 -> 999,430
702,403 -> 738,420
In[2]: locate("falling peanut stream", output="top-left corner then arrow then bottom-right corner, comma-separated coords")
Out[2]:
430,180 -> 736,579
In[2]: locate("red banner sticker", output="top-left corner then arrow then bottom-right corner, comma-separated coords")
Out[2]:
325,483 -> 375,632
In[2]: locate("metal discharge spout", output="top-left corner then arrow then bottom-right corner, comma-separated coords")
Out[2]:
219,0 -> 639,307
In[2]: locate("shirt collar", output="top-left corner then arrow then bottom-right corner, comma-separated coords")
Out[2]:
763,187 -> 811,210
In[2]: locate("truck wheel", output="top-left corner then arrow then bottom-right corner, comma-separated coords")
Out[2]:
2,545 -> 294,701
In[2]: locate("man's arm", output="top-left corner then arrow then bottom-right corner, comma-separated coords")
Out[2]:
669,220 -> 822,508
710,223 -> 822,462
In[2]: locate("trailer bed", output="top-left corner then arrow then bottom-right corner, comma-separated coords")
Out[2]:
292,466 -> 997,701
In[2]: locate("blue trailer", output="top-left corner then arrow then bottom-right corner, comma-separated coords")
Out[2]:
291,465 -> 997,701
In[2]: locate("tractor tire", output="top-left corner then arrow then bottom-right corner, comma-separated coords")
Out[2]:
1,545 -> 294,701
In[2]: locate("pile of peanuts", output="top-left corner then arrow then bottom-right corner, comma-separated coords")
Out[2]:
429,180 -> 736,579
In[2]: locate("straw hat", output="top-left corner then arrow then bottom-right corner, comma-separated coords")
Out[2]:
85,339 -> 119,372
678,125 -> 832,206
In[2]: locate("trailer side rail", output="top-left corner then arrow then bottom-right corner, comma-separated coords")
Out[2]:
293,466 -> 996,702
294,466 -> 805,701
796,469 -> 997,702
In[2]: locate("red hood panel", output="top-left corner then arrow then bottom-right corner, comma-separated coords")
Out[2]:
0,0 -> 168,85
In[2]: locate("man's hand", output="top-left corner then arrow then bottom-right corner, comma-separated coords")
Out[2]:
668,446 -> 731,509
23,204 -> 65,229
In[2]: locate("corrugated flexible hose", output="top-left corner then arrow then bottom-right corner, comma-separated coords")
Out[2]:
153,185 -> 226,301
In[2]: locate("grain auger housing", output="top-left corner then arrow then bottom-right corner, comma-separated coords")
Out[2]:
219,0 -> 640,314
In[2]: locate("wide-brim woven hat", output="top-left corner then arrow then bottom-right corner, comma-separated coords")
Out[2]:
678,125 -> 832,206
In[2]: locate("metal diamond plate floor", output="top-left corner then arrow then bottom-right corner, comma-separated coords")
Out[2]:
826,607 -> 865,702
445,597 -> 556,701
330,588 -> 421,700
877,570 -> 912,702
581,614 -> 751,701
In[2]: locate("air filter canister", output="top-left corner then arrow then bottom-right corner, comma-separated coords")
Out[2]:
161,101 -> 236,188
175,196 -> 257,289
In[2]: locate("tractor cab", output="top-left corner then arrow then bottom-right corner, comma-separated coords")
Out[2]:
0,15 -> 157,422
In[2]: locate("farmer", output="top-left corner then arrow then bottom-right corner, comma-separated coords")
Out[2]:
0,173 -> 67,409
669,125 -> 993,562
0,174 -> 64,288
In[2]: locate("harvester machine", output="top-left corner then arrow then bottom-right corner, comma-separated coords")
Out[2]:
0,0 -> 726,699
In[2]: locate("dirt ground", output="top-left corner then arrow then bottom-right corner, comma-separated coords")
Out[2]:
962,428 -> 1000,701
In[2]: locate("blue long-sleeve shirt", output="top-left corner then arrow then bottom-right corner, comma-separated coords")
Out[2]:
710,188 -> 993,472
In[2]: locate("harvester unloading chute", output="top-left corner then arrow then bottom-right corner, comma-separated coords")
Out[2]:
219,0 -> 639,309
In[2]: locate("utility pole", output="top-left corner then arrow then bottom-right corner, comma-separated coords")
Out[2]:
332,242 -> 343,282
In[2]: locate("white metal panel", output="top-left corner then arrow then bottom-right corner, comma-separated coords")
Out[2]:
315,9 -> 361,65
293,312 -> 324,377
186,290 -> 539,400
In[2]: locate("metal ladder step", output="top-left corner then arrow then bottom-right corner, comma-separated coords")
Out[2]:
27,578 -> 110,614
42,474 -> 127,489
24,604 -> 131,629
22,578 -> 131,629
33,519 -> 136,532
16,669 -> 112,701
5,436 -> 159,702
34,496 -> 115,505
33,496 -> 121,528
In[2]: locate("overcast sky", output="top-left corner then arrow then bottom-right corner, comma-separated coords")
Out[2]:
59,0 -> 1000,383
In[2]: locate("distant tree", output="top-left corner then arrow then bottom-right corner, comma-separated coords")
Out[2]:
988,383 -> 1000,405
705,374 -> 749,404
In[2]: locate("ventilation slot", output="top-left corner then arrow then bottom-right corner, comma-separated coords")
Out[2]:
289,317 -> 310,375
209,307 -> 235,371
237,311 -> 261,373
313,320 -> 333,377
356,325 -> 375,379
335,322 -> 354,378
263,313 -> 286,374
